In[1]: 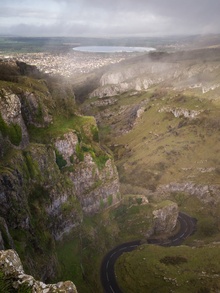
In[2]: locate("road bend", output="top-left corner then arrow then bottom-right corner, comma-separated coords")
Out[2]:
100,212 -> 197,293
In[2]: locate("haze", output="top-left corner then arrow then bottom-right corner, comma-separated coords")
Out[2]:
0,0 -> 220,37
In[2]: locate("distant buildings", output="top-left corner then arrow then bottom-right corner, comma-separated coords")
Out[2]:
0,51 -> 127,77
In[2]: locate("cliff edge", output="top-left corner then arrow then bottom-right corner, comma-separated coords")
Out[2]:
0,60 -> 120,282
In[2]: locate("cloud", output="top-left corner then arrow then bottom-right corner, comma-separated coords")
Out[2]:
1,0 -> 220,36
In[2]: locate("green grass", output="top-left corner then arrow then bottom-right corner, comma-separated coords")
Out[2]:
99,89 -> 220,188
56,236 -> 87,291
28,115 -> 96,144
115,244 -> 220,293
55,197 -> 156,293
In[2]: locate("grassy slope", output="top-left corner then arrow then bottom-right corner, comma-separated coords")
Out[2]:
79,51 -> 220,292
91,89 -> 220,190
115,244 -> 220,293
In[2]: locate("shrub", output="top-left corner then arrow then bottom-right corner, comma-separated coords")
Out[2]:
0,114 -> 22,146
55,149 -> 67,169
136,198 -> 142,205
92,153 -> 109,170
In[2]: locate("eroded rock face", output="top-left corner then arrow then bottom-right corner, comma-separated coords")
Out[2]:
19,91 -> 53,127
158,182 -> 220,205
0,143 -> 83,243
0,89 -> 21,123
70,153 -> 120,214
55,132 -> 78,165
88,53 -> 220,100
89,62 -> 179,98
153,201 -> 178,234
159,106 -> 202,119
0,249 -> 78,293
0,61 -> 121,280
0,217 -> 14,250
0,88 -> 29,148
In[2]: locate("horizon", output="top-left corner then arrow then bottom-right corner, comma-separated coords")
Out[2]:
1,0 -> 220,37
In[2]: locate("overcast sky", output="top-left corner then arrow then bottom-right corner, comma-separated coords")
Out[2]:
0,0 -> 220,37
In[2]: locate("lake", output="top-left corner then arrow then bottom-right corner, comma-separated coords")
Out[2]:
73,46 -> 156,53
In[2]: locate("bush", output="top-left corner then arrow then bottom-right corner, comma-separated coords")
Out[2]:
55,149 -> 67,169
92,153 -> 109,170
136,198 -> 142,205
0,114 -> 22,146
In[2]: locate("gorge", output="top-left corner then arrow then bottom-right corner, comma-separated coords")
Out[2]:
0,43 -> 220,293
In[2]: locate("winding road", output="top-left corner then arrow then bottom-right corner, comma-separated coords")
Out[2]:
100,212 -> 197,293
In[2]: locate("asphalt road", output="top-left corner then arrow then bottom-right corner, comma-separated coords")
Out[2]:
100,212 -> 197,293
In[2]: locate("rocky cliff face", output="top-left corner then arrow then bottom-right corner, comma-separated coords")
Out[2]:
87,51 -> 220,99
0,60 -> 120,281
157,182 -> 220,205
0,249 -> 78,293
152,201 -> 178,235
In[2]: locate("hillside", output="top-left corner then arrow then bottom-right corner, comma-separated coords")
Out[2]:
81,48 -> 220,195
0,60 -> 120,290
1,45 -> 220,292
79,47 -> 220,292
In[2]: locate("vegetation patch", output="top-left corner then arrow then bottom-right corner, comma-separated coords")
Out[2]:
55,149 -> 67,169
22,151 -> 40,178
75,143 -> 84,162
91,152 -> 109,170
160,255 -> 188,265
0,113 -> 22,146
90,125 -> 99,142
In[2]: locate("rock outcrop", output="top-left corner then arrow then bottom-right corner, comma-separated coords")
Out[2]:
158,106 -> 202,119
158,182 -> 220,205
71,153 -> 119,213
0,249 -> 78,293
152,201 -> 178,235
87,51 -> 220,99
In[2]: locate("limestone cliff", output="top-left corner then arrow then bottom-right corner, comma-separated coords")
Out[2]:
0,60 -> 120,281
87,51 -> 220,99
0,249 -> 78,293
152,201 -> 178,235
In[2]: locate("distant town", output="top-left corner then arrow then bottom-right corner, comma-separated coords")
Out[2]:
0,51 -> 130,77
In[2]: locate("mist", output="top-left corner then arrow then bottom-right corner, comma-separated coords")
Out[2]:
1,0 -> 220,37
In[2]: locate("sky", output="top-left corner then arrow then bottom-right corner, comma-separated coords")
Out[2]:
0,0 -> 220,37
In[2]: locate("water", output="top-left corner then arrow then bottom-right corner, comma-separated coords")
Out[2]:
73,46 -> 156,53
